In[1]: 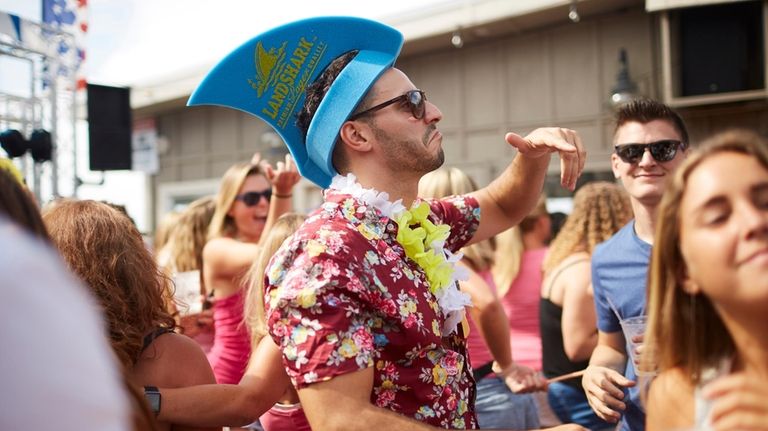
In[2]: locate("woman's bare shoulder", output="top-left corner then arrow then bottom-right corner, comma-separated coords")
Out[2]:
132,332 -> 216,388
646,367 -> 695,430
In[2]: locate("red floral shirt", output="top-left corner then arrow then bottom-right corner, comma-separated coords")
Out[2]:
265,189 -> 481,429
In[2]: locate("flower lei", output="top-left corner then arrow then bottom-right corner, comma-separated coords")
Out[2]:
329,174 -> 471,335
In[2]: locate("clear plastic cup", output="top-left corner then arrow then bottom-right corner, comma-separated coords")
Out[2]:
173,270 -> 203,316
620,315 -> 655,376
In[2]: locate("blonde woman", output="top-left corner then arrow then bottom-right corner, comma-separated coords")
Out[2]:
493,196 -> 550,372
539,182 -> 631,429
204,154 -> 299,385
420,167 -> 545,430
157,196 -> 217,351
151,214 -> 309,431
645,130 -> 768,430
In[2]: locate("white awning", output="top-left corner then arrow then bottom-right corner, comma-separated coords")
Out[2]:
646,0 -> 752,12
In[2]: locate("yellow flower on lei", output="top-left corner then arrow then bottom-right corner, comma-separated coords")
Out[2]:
396,202 -> 453,295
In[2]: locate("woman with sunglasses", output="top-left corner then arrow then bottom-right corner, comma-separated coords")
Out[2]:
204,153 -> 300,387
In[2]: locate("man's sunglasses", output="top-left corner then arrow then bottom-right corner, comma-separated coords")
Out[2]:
349,89 -> 427,121
614,140 -> 685,164
234,189 -> 271,206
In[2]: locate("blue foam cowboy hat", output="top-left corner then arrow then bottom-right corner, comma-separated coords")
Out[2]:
188,16 -> 404,188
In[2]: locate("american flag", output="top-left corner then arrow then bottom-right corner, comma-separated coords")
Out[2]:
42,0 -> 88,90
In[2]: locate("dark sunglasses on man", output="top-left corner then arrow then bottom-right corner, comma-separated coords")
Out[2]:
614,139 -> 686,164
349,89 -> 426,121
234,189 -> 271,206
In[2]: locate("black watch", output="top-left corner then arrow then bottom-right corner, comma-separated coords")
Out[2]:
143,386 -> 161,416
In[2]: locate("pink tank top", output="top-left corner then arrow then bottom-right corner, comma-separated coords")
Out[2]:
500,247 -> 547,370
465,269 -> 496,371
206,289 -> 251,384
260,403 -> 312,431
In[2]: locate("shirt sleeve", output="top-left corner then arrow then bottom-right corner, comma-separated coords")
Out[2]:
591,246 -> 621,334
265,227 -> 377,389
427,194 -> 480,253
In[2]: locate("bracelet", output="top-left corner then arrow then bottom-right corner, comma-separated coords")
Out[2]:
273,193 -> 293,198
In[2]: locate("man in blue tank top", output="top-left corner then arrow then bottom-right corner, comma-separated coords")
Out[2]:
582,99 -> 690,431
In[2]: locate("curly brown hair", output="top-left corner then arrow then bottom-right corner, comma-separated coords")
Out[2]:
542,182 -> 632,273
43,199 -> 175,368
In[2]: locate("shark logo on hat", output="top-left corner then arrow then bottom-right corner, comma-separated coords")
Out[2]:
250,41 -> 286,98
189,17 -> 403,188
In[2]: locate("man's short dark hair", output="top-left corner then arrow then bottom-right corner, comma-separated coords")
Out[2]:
295,50 -> 360,175
614,99 -> 689,147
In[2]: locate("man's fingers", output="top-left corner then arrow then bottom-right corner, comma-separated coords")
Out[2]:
504,132 -> 528,149
560,153 -> 577,191
574,131 -> 586,175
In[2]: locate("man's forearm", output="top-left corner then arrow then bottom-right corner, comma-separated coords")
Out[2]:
489,153 -> 550,224
589,343 -> 628,373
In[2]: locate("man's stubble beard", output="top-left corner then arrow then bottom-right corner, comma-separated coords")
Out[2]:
374,123 -> 445,176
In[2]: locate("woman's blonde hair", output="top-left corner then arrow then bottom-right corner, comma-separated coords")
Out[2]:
154,210 -> 181,252
645,129 -> 768,384
208,162 -> 265,240
43,199 -> 176,369
492,195 -> 548,296
244,213 -> 307,346
161,196 -> 216,274
419,167 -> 494,271
542,182 -> 632,273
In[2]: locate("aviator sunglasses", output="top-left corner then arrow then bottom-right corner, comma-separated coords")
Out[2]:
614,139 -> 685,164
349,89 -> 427,121
234,189 -> 271,206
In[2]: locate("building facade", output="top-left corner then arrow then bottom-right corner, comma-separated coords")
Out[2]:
132,0 -> 768,230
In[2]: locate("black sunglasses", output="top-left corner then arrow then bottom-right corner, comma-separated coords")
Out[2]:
234,189 -> 271,206
349,89 -> 427,121
614,139 -> 685,164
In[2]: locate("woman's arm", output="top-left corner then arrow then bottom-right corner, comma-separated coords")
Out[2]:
258,154 -> 301,246
458,261 -> 513,367
157,337 -> 291,427
202,237 -> 261,297
559,260 -> 599,362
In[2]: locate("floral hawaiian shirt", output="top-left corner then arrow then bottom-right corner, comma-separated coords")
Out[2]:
265,188 -> 481,429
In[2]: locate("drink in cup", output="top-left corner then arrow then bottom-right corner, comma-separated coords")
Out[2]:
620,315 -> 656,376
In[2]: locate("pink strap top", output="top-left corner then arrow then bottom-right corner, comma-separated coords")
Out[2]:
465,269 -> 497,371
500,247 -> 547,370
206,289 -> 251,384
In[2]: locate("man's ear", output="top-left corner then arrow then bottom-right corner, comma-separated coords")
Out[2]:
611,153 -> 621,179
338,120 -> 373,154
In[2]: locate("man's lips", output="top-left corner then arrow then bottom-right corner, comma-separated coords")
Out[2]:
427,130 -> 441,146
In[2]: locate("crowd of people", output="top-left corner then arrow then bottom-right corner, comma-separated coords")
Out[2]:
2,16 -> 768,431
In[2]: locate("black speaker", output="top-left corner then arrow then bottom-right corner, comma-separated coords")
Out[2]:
87,83 -> 132,171
679,1 -> 765,97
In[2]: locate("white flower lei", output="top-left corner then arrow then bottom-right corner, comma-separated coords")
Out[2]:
329,173 -> 471,336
